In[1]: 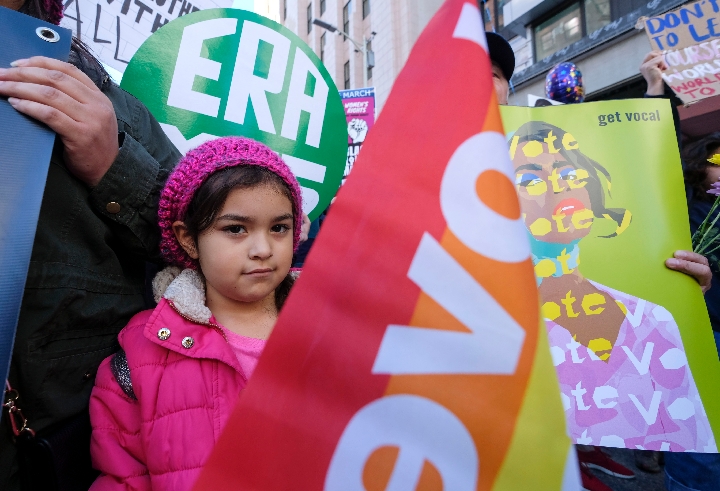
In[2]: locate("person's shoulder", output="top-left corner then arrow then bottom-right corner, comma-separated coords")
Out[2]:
119,300 -> 192,363
587,280 -> 652,310
97,307 -> 161,401
588,280 -> 678,329
126,308 -> 155,329
118,308 -> 156,354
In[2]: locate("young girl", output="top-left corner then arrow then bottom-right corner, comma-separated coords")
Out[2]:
88,137 -> 302,491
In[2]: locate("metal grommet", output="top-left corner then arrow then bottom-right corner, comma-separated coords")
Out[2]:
181,337 -> 194,349
83,371 -> 93,380
157,327 -> 171,341
36,27 -> 60,43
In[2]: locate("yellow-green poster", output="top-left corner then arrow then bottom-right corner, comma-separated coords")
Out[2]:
501,99 -> 720,453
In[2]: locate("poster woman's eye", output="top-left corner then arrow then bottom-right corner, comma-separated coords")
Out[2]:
516,173 -> 544,187
559,168 -> 578,181
516,173 -> 548,196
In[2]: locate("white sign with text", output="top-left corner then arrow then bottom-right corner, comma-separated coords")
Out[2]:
60,0 -> 233,73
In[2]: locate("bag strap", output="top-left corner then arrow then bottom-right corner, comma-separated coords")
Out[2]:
3,381 -> 35,438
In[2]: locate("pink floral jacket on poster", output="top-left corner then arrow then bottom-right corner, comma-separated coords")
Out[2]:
89,267 -> 251,491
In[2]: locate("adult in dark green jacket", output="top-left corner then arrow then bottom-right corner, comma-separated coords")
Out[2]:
0,0 -> 181,487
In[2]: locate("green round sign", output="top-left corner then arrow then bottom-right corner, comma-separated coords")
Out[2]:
121,8 -> 347,220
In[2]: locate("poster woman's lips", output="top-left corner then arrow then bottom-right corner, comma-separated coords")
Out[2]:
553,198 -> 586,216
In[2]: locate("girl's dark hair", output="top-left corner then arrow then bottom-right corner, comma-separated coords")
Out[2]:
512,121 -> 630,238
681,133 -> 720,202
184,165 -> 296,311
20,0 -> 110,89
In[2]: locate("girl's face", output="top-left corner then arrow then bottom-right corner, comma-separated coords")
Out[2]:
193,183 -> 294,307
513,140 -> 594,244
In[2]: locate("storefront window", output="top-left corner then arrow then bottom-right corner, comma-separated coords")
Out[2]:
584,0 -> 611,34
320,33 -> 326,62
534,4 -> 582,61
343,2 -> 350,35
366,40 -> 373,80
307,3 -> 312,34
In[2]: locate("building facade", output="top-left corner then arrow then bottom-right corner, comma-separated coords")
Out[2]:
279,0 -> 444,110
281,0 -> 716,138
486,0 -> 718,138
486,0 -> 683,104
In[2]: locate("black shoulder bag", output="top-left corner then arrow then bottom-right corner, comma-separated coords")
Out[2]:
3,382 -> 99,491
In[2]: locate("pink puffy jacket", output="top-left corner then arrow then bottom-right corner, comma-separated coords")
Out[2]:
89,268 -> 249,491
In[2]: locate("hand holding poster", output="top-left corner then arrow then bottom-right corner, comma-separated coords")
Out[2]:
501,100 -> 720,452
643,0 -> 720,103
194,1 -> 576,490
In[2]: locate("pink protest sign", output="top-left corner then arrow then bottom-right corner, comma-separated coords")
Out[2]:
340,87 -> 375,176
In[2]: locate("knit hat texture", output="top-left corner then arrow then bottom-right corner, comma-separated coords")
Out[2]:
159,137 -> 303,269
45,0 -> 64,25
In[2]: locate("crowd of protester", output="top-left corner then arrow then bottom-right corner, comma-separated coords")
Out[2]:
0,0 -> 718,489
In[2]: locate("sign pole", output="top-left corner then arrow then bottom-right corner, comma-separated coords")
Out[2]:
362,36 -> 368,89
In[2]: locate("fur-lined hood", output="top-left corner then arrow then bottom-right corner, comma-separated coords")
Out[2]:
150,267 -> 301,326
152,267 -> 212,325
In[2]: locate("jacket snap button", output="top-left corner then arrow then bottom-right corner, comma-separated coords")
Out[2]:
106,202 -> 121,214
181,337 -> 194,349
83,371 -> 93,380
157,327 -> 171,340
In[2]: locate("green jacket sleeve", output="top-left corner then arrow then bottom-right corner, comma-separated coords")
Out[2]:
89,85 -> 181,261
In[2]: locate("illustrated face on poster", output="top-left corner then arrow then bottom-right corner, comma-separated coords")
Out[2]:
510,122 -> 630,356
502,102 -> 720,453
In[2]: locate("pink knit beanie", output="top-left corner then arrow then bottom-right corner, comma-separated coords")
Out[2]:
44,0 -> 64,25
158,137 -> 303,269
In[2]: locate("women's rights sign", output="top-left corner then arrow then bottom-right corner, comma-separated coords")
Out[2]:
644,0 -> 720,103
340,87 -> 375,177
501,100 -> 720,452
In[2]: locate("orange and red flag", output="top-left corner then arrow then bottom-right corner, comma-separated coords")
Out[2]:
195,1 -> 576,489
